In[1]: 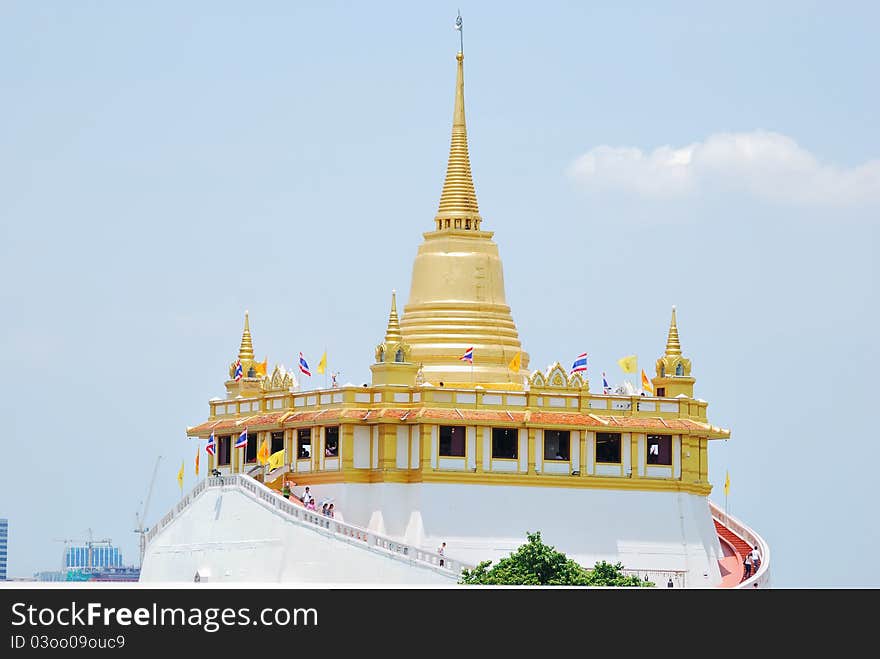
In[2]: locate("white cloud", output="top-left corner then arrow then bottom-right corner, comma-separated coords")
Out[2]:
567,131 -> 880,206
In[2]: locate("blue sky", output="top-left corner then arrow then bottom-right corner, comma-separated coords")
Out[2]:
1,1 -> 877,586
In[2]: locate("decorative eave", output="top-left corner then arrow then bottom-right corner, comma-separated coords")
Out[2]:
187,408 -> 729,437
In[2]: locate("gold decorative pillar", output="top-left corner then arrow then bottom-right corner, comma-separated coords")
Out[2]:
340,425 -> 355,475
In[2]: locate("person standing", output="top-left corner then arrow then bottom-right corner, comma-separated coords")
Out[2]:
750,546 -> 761,575
438,541 -> 446,567
743,554 -> 752,579
282,481 -> 290,500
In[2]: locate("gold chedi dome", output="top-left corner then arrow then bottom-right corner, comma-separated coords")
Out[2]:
399,51 -> 529,387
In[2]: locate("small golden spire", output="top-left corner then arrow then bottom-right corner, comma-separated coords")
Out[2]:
434,49 -> 482,230
238,310 -> 255,361
384,290 -> 403,344
665,305 -> 682,356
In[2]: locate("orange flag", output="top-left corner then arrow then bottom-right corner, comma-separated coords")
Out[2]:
641,368 -> 653,395
195,448 -> 200,477
257,438 -> 270,465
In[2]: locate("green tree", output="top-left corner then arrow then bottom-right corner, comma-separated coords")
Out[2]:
458,531 -> 653,587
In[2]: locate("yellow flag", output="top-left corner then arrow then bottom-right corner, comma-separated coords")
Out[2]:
257,438 -> 270,465
177,461 -> 184,489
268,449 -> 285,471
618,354 -> 638,374
195,448 -> 200,477
254,357 -> 268,377
641,368 -> 653,394
724,470 -> 730,497
317,351 -> 327,375
508,351 -> 522,371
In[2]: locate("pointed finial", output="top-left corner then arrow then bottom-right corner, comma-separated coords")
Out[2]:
238,310 -> 255,361
434,27 -> 482,231
384,290 -> 403,343
665,305 -> 682,356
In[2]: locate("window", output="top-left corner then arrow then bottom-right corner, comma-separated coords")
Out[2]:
660,364 -> 665,377
596,432 -> 621,464
297,429 -> 312,459
218,435 -> 231,466
378,347 -> 385,363
325,426 -> 339,457
439,425 -> 466,457
247,366 -> 256,377
647,434 -> 672,466
544,430 -> 570,461
395,349 -> 404,363
656,387 -> 666,397
245,433 -> 257,463
271,431 -> 284,454
492,427 -> 518,459
675,363 -> 684,376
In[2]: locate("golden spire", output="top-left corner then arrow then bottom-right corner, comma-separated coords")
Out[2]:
401,33 -> 528,386
384,290 -> 403,343
238,310 -> 254,361
665,305 -> 682,356
434,50 -> 482,230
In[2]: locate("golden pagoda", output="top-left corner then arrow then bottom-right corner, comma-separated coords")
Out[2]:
400,51 -> 529,388
164,28 -> 770,590
188,39 -> 729,491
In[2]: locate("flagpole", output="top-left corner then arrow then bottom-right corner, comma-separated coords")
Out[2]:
324,346 -> 328,390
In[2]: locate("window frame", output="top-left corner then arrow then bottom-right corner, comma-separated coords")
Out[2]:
491,427 -> 518,460
217,435 -> 231,466
595,432 -> 622,464
438,425 -> 466,458
244,432 -> 257,464
646,434 -> 673,466
543,429 -> 571,461
297,428 -> 312,460
270,431 -> 284,455
325,426 -> 340,457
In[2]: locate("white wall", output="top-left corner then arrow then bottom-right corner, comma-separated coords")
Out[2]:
267,480 -> 725,588
140,487 -> 454,585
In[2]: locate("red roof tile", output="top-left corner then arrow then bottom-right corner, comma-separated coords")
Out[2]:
187,405 -> 728,438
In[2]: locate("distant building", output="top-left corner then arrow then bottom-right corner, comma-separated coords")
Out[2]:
33,570 -> 66,582
64,544 -> 123,570
0,518 -> 7,581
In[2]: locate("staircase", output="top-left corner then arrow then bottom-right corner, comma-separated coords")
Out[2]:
713,519 -> 753,582
144,473 -> 469,579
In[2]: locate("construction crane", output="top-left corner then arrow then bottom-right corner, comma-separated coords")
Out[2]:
52,531 -> 113,571
134,455 -> 162,568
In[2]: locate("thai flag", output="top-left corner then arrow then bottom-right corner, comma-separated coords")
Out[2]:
235,428 -> 248,449
460,347 -> 474,364
570,352 -> 588,374
602,371 -> 611,395
233,359 -> 243,381
206,431 -> 216,456
298,352 -> 311,376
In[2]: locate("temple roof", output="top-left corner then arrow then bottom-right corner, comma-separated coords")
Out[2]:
187,408 -> 728,438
